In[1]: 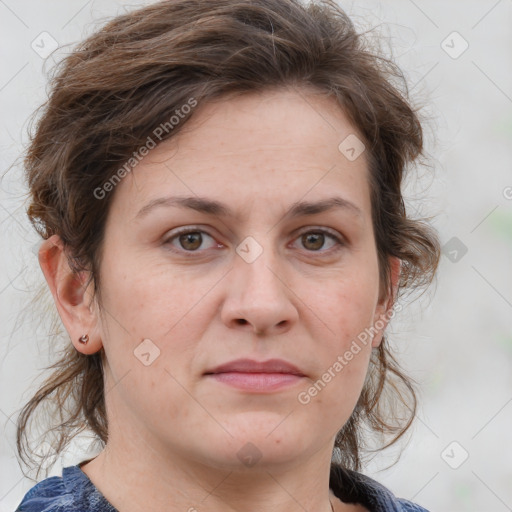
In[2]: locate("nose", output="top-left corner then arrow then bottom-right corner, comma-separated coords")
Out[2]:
220,246 -> 299,336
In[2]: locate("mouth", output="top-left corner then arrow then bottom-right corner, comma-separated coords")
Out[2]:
204,358 -> 306,392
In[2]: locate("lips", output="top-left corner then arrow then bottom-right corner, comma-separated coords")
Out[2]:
204,358 -> 306,392
204,358 -> 305,377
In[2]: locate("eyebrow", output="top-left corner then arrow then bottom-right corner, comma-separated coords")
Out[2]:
135,195 -> 363,220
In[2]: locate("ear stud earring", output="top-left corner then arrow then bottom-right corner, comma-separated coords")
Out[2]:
78,334 -> 89,344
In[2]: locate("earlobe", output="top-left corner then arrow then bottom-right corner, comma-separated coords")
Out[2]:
371,257 -> 402,348
38,234 -> 102,355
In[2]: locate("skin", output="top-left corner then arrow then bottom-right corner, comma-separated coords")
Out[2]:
40,87 -> 400,512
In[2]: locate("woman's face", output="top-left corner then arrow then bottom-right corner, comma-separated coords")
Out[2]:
89,88 -> 397,471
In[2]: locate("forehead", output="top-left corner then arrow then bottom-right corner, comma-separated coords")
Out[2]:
113,88 -> 371,220
162,88 -> 365,163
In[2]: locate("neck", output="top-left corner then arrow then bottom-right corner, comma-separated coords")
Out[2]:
81,440 -> 344,512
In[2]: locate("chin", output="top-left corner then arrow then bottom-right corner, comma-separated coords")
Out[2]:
196,414 -> 310,470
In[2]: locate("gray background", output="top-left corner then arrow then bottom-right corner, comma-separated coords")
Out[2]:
1,1 -> 511,511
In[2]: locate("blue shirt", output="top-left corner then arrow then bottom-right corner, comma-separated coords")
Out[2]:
15,462 -> 429,511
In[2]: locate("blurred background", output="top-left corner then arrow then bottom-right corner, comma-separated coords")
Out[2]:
0,1 -> 511,511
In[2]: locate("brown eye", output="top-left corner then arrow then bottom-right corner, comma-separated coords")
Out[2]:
293,229 -> 344,253
301,232 -> 325,251
179,232 -> 203,251
164,228 -> 219,253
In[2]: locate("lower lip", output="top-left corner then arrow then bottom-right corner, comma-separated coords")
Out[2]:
207,372 -> 304,391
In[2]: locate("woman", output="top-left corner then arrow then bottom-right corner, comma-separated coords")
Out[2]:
15,0 -> 440,511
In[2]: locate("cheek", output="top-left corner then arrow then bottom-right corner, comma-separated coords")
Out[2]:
98,250 -> 217,338
96,252 -> 222,406
313,278 -> 377,394
322,275 -> 379,340
96,259 -> 204,424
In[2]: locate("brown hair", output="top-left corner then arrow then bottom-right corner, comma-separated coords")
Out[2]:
17,0 -> 440,479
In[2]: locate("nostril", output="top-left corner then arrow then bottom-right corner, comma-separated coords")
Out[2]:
235,319 -> 248,326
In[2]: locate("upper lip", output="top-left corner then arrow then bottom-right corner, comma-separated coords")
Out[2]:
204,358 -> 305,376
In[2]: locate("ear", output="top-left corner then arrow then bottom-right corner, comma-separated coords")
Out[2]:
371,256 -> 401,349
38,234 -> 102,355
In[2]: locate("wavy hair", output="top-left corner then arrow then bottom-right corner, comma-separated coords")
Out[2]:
17,0 -> 440,479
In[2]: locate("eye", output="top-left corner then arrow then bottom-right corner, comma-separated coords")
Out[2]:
163,228 -> 220,252
293,228 -> 345,253
163,226 -> 345,255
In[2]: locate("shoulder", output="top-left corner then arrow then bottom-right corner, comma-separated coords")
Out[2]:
330,464 -> 430,512
15,465 -> 117,512
395,498 -> 430,512
14,473 -> 72,512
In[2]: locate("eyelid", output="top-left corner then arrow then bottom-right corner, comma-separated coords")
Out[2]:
293,225 -> 345,241
163,225 -> 212,240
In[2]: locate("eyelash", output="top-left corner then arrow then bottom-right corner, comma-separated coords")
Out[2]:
163,226 -> 346,256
